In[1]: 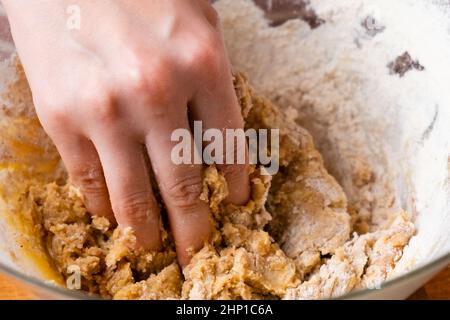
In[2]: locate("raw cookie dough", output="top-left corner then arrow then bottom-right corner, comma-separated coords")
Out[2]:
2,65 -> 415,300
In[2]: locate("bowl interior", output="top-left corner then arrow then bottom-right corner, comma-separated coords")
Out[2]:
0,0 -> 449,299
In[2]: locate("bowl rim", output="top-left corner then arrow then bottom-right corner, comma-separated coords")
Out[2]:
0,251 -> 449,300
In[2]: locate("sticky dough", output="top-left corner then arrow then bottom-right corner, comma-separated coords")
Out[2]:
20,73 -> 414,300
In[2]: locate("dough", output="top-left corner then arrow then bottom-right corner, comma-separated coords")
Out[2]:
5,68 -> 415,300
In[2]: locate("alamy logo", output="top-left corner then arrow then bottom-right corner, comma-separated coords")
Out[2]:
171,121 -> 279,175
66,4 -> 81,30
66,264 -> 81,290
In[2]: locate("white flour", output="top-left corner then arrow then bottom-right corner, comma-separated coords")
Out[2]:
215,0 -> 450,272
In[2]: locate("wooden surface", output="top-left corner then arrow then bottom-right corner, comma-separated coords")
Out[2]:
408,264 -> 450,300
0,273 -> 36,300
0,264 -> 448,300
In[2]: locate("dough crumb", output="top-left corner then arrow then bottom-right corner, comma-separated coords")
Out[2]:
5,68 -> 415,300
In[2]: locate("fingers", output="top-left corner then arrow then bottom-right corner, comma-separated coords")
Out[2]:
191,71 -> 250,206
93,134 -> 162,250
145,115 -> 211,267
51,133 -> 114,221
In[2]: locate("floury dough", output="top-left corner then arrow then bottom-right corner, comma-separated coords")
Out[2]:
1,0 -> 424,300
8,69 -> 414,300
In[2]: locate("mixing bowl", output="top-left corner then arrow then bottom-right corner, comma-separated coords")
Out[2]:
0,0 -> 449,299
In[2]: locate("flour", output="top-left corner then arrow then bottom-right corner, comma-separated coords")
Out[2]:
215,0 -> 450,270
0,8 -> 14,60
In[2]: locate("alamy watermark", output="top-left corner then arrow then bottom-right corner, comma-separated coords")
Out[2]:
66,4 -> 81,30
66,264 -> 81,290
171,121 -> 279,175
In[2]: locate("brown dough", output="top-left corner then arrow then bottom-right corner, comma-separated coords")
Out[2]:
10,71 -> 415,300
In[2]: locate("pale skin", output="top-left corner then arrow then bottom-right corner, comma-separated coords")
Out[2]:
2,0 -> 250,266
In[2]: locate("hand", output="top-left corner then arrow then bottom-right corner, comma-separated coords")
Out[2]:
2,0 -> 250,266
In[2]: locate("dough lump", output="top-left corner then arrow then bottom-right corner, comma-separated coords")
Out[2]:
11,71 -> 414,300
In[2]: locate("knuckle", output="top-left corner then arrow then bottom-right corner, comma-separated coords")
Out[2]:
90,102 -> 117,124
120,55 -> 174,107
186,33 -> 222,72
72,166 -> 106,196
36,86 -> 117,127
125,70 -> 148,95
145,59 -> 174,106
47,106 -> 70,127
34,94 -> 71,127
119,62 -> 150,94
83,91 -> 117,123
221,163 -> 247,185
164,173 -> 203,211
222,163 -> 242,177
114,190 -> 153,223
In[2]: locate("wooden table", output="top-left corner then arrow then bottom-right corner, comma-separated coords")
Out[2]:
0,264 -> 448,300
408,264 -> 450,300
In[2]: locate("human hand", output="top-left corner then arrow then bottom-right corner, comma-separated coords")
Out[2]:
2,0 -> 250,266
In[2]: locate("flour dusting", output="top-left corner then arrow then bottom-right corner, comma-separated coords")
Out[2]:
215,1 -> 450,270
